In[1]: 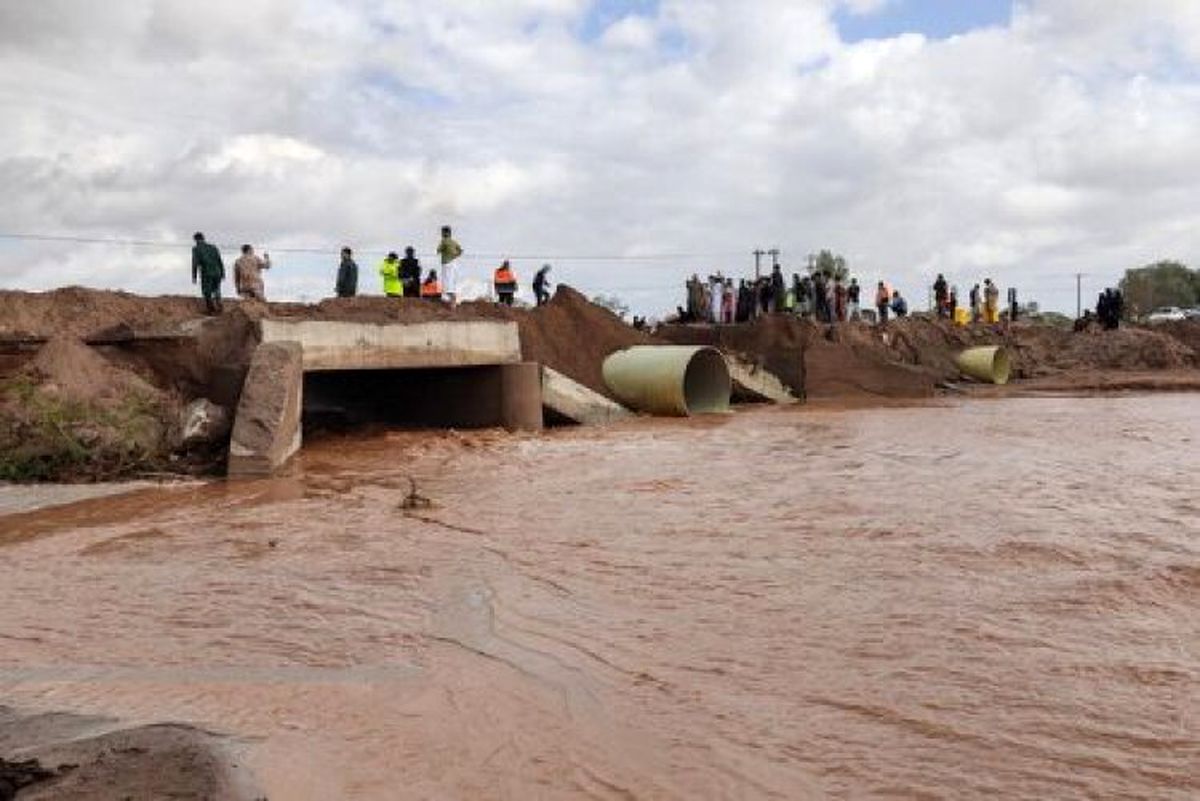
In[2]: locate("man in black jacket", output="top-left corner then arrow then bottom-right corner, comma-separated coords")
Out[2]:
335,248 -> 358,298
400,246 -> 422,298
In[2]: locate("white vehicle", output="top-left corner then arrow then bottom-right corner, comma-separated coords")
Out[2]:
1183,307 -> 1200,320
1145,306 -> 1187,323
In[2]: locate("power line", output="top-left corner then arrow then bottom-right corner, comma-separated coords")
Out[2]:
0,232 -> 746,262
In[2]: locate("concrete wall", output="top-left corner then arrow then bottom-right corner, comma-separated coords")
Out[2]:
228,342 -> 304,477
541,367 -> 632,425
260,319 -> 521,371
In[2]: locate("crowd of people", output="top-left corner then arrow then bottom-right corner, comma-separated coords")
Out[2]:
190,227 -> 555,315
670,262 -> 1044,330
677,264 -> 875,325
676,263 -> 918,326
1096,288 -> 1124,330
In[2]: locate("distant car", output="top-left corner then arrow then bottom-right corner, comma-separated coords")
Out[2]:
1184,307 -> 1200,320
1145,307 -> 1187,323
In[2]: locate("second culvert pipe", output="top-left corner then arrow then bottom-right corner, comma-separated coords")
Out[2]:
602,346 -> 732,416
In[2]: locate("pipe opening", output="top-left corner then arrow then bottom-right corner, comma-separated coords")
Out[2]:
683,349 -> 733,415
991,349 -> 1012,385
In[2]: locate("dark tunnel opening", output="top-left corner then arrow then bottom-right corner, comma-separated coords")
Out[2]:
302,366 -> 544,439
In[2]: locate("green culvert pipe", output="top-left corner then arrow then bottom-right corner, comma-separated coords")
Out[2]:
602,346 -> 732,416
955,346 -> 1012,385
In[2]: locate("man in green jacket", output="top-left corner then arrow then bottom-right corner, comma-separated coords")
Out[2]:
191,232 -> 225,314
436,226 -> 463,306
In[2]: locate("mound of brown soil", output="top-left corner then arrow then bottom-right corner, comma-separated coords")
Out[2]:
0,287 -> 202,340
1014,325 -> 1197,375
505,286 -> 653,399
1,337 -> 176,481
27,336 -> 158,403
1147,319 -> 1200,360
659,317 -> 939,399
805,332 -> 937,399
658,315 -> 813,393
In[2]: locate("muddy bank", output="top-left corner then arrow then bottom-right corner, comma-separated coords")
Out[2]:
659,315 -> 1200,399
0,706 -> 256,800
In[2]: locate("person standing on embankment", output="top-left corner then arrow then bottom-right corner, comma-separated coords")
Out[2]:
875,280 -> 890,324
191,232 -> 225,315
400,247 -> 422,298
494,260 -> 518,305
421,269 -> 442,300
379,252 -> 402,297
533,264 -> 552,306
983,278 -> 1000,323
335,247 -> 358,297
233,244 -> 271,301
436,226 -> 463,306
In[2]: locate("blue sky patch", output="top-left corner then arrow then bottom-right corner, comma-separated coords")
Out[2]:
580,0 -> 659,41
836,0 -> 1013,43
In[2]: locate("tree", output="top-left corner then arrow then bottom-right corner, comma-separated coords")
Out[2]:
591,293 -> 630,320
1118,261 -> 1200,317
807,249 -> 849,281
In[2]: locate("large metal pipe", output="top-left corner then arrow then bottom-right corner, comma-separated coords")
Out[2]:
602,346 -> 732,416
955,346 -> 1012,385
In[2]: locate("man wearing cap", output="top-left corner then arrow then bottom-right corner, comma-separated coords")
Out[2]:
191,232 -> 225,314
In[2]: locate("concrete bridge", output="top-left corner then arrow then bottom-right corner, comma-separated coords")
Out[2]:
228,319 -> 545,476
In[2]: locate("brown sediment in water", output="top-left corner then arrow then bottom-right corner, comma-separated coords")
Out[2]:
0,398 -> 1196,799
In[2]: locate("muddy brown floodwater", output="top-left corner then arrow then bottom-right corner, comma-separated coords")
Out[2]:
1,396 -> 1198,799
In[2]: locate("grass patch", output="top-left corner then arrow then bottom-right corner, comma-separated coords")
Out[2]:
0,375 -> 169,482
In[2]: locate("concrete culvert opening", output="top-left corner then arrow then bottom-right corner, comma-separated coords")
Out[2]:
302,365 -> 542,437
682,348 -> 733,415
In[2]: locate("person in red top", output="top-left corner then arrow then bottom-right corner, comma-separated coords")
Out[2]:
493,260 -> 518,305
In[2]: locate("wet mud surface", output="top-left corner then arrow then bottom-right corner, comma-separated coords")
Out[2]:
1,398 -> 1197,799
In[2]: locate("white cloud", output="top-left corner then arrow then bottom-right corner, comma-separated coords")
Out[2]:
1,0 -> 1199,315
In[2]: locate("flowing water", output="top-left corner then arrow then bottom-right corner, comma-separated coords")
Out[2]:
0,396 -> 1196,799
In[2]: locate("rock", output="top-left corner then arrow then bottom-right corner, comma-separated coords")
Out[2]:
180,399 -> 231,447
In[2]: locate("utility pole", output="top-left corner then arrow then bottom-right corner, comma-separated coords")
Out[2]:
1075,272 -> 1084,319
753,249 -> 765,280
768,248 -> 780,271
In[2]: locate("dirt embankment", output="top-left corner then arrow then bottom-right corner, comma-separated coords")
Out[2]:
0,285 -> 646,480
659,316 -> 938,399
661,315 -> 1200,399
0,336 -> 176,481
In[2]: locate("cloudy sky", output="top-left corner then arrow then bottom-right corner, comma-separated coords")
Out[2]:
1,0 -> 1198,315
